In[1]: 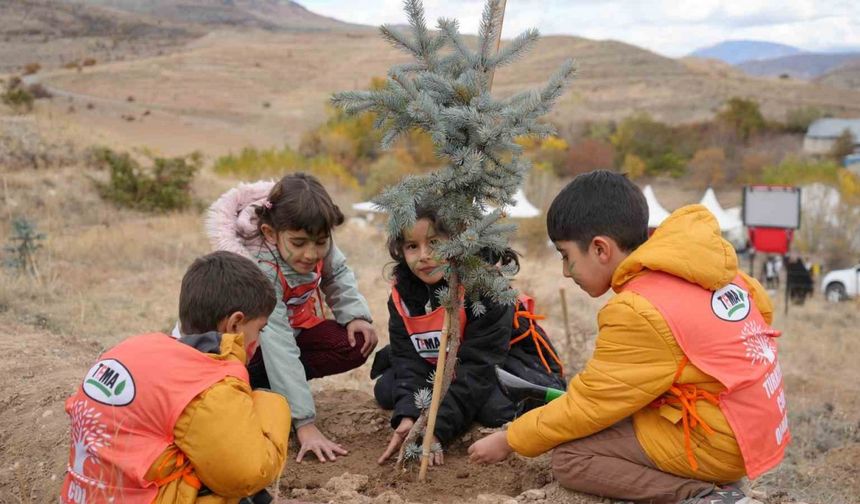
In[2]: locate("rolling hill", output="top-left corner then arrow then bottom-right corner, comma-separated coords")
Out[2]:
738,52 -> 860,80
690,40 -> 802,65
5,1 -> 860,156
74,0 -> 364,31
816,61 -> 860,91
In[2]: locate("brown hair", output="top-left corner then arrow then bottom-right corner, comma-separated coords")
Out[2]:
256,172 -> 344,238
179,251 -> 276,335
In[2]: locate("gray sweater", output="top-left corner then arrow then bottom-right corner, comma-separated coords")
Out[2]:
255,243 -> 371,427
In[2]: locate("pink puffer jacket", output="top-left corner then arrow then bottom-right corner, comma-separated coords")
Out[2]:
205,180 -> 275,258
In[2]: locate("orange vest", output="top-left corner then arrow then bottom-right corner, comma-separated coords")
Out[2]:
263,259 -> 326,330
625,272 -> 789,479
391,285 -> 468,365
61,333 -> 249,504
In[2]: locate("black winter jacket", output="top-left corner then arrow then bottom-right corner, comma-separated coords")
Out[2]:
387,271 -> 513,444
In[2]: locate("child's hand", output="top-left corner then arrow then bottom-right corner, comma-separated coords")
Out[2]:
377,417 -> 444,466
378,417 -> 413,464
468,431 -> 513,464
347,319 -> 378,357
295,423 -> 348,463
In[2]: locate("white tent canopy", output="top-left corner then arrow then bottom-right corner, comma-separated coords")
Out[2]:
643,185 -> 670,229
352,187 -> 541,219
699,187 -> 743,231
351,201 -> 385,214
488,188 -> 541,218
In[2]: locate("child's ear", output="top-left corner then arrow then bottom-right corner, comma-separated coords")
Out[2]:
260,223 -> 277,244
219,312 -> 246,334
592,236 -> 613,263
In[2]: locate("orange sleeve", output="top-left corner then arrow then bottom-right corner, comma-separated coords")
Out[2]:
740,272 -> 774,325
507,293 -> 680,456
173,377 -> 291,497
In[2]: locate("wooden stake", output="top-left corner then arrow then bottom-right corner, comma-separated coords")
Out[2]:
559,288 -> 571,350
418,310 -> 451,481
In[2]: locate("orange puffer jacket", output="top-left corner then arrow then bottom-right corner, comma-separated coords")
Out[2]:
147,333 -> 291,504
507,205 -> 774,483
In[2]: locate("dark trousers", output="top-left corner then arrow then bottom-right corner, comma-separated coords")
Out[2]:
371,345 -> 520,428
247,320 -> 368,388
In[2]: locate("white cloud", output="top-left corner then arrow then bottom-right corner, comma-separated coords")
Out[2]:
302,0 -> 860,56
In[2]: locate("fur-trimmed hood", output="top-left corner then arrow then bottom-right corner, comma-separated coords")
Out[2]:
205,180 -> 275,258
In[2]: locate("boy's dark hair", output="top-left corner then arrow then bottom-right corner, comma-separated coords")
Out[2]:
179,251 -> 276,335
547,170 -> 649,252
255,172 -> 344,237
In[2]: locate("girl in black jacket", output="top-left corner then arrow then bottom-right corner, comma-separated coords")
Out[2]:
373,207 -> 565,466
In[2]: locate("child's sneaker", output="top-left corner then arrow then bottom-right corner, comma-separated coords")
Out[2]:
681,485 -> 753,504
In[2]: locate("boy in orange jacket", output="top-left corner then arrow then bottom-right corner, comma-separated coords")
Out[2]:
61,251 -> 291,504
469,171 -> 787,504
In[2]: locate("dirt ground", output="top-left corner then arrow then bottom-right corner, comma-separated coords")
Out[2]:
2,13 -> 860,503
279,391 -> 556,504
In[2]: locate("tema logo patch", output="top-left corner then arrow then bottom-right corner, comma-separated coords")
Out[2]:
410,331 -> 442,360
82,358 -> 136,406
711,283 -> 751,322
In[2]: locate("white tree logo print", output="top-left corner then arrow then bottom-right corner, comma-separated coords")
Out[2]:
740,320 -> 776,365
69,399 -> 112,483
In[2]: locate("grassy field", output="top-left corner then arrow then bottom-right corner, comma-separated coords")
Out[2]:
1,158 -> 858,503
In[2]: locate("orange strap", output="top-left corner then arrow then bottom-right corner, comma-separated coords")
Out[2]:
650,357 -> 720,472
510,308 -> 564,376
153,449 -> 201,490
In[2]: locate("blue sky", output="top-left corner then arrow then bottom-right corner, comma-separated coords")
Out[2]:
300,0 -> 858,57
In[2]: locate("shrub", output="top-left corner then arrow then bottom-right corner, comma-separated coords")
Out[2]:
565,138 -> 614,176
717,97 -> 766,141
784,106 -> 827,134
688,147 -> 727,188
362,154 -> 411,198
94,148 -> 201,212
213,146 -> 358,192
738,151 -> 773,184
583,120 -> 616,142
621,153 -> 646,180
2,78 -> 34,113
27,83 -> 52,99
610,113 -> 690,177
3,217 -> 45,277
760,156 -> 842,186
22,63 -> 41,76
829,129 -> 855,163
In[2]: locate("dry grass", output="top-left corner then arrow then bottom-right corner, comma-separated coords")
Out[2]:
16,28 -> 860,158
2,159 -> 858,503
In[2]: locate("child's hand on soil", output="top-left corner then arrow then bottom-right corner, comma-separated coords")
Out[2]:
468,431 -> 513,464
347,319 -> 378,357
295,423 -> 348,463
378,418 -> 444,466
378,417 -> 414,464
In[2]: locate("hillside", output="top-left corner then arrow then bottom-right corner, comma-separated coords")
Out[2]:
0,0 -> 201,72
689,40 -> 802,65
816,61 -> 860,91
0,0 -> 366,73
75,0 -> 366,31
737,52 -> 860,80
22,30 -> 860,157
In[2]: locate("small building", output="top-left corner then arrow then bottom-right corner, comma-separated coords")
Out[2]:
803,118 -> 860,154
